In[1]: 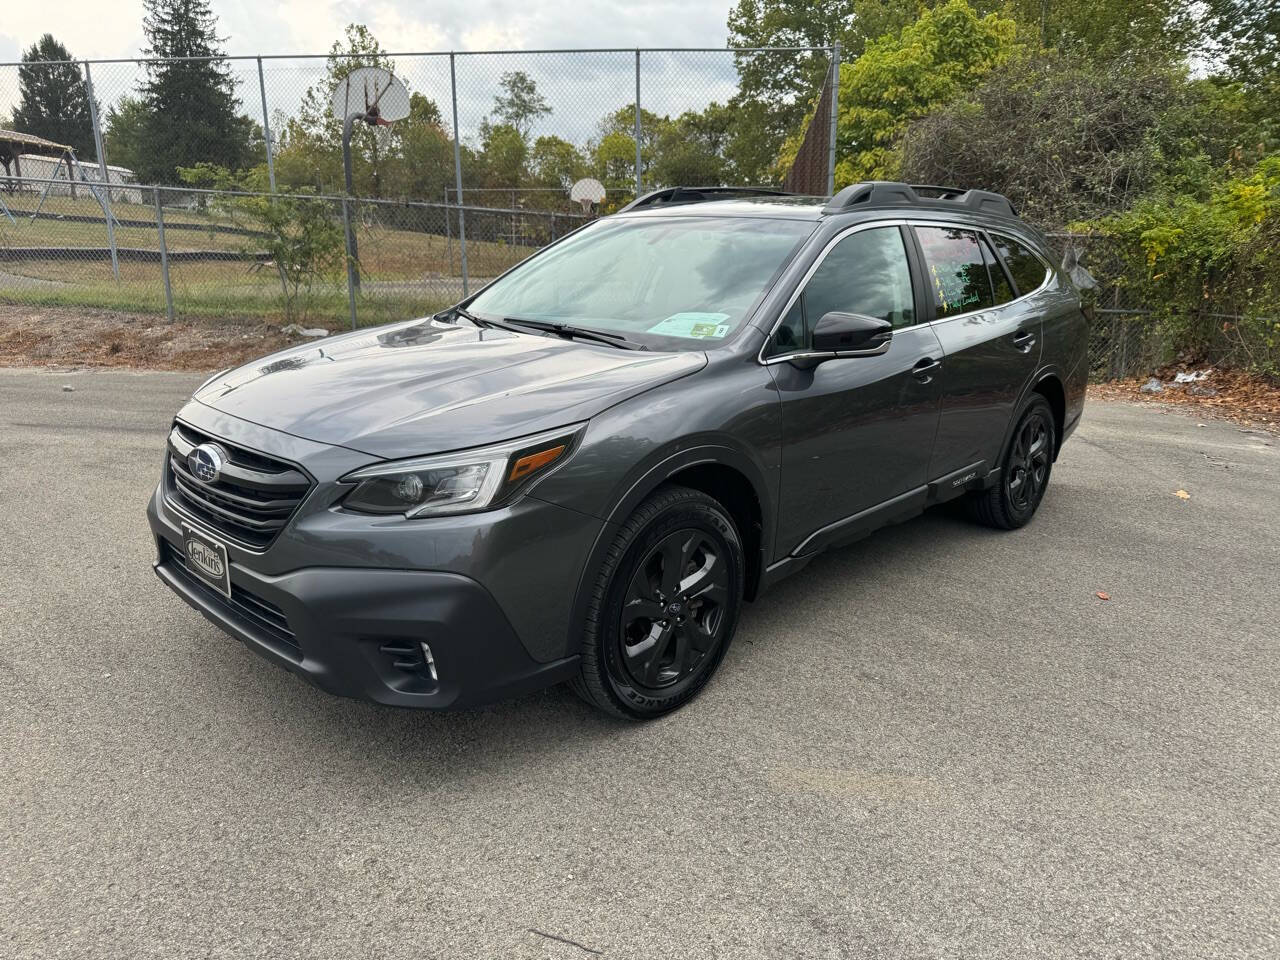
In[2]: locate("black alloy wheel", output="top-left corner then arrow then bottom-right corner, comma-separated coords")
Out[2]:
1006,409 -> 1052,513
969,393 -> 1057,530
619,528 -> 730,691
572,484 -> 744,719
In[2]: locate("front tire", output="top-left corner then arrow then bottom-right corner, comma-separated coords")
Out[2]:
969,393 -> 1056,530
572,485 -> 744,720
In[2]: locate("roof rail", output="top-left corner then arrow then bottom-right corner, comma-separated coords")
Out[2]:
822,181 -> 1017,218
618,185 -> 796,212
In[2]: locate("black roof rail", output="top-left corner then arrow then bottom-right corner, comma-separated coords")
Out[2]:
618,185 -> 797,212
822,181 -> 1017,218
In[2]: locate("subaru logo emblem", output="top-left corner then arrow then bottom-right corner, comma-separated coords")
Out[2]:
188,443 -> 226,484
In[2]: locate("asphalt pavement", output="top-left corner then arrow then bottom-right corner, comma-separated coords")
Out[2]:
1,367 -> 1277,959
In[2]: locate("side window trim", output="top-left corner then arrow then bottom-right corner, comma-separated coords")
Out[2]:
899,224 -> 934,326
978,231 -> 1017,305
758,218 -> 913,364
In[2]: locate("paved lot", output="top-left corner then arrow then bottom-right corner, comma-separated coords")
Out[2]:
1,367 -> 1277,960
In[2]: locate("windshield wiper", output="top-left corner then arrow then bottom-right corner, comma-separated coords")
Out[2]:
449,305 -> 514,331
501,317 -> 646,350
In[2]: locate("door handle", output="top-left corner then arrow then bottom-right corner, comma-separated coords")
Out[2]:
912,357 -> 942,382
1012,330 -> 1037,353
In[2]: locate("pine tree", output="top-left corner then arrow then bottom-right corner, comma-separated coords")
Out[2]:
136,0 -> 259,183
11,34 -> 95,158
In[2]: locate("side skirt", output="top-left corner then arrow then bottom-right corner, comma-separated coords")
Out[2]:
757,460 -> 987,595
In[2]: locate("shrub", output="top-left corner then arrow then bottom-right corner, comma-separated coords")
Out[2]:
1092,156 -> 1280,377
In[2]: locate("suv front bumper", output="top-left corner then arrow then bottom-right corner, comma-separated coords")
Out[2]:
148,487 -> 584,709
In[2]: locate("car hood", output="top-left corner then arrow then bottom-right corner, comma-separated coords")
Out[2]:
192,319 -> 706,459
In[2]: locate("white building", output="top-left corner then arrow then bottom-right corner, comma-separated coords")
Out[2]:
16,153 -> 143,205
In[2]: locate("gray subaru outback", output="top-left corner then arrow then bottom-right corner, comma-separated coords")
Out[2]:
147,182 -> 1088,719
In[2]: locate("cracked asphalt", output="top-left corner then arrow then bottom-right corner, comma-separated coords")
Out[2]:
1,367 -> 1277,959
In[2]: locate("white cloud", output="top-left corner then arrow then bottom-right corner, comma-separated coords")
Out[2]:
3,0 -> 749,146
2,0 -> 731,63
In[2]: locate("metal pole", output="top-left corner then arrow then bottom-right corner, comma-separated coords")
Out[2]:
341,197 -> 358,330
154,187 -> 175,323
444,186 -> 453,278
449,53 -> 469,297
82,62 -> 119,281
257,57 -> 276,193
341,110 -> 362,295
827,42 -> 840,197
634,49 -> 642,198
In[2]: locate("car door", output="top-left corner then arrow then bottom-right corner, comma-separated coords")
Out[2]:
912,224 -> 1043,480
763,223 -> 944,558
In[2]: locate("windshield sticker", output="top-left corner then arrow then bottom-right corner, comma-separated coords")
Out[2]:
647,312 -> 734,339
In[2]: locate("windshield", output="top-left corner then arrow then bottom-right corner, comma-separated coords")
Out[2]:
466,215 -> 815,350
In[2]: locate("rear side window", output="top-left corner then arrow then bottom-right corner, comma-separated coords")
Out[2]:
915,227 -> 994,318
991,233 -> 1050,295
770,226 -> 915,353
981,236 -> 1015,305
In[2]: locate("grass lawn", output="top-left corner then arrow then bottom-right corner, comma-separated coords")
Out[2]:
1,192 -> 542,325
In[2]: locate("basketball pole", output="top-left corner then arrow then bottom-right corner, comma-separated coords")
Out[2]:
341,109 -> 364,329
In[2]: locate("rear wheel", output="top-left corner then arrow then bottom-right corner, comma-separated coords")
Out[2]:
969,394 -> 1056,530
572,485 -> 744,720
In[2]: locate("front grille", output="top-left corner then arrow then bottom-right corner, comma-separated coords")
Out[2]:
164,421 -> 311,549
160,539 -> 300,654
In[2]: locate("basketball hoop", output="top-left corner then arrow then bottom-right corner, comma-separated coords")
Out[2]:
331,67 -> 410,311
569,177 -> 607,214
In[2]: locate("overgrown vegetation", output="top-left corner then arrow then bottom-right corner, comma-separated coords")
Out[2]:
1094,157 -> 1280,376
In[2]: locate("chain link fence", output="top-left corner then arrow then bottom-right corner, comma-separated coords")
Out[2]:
1,47 -> 836,331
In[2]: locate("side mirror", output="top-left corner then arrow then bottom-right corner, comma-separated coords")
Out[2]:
811,312 -> 893,354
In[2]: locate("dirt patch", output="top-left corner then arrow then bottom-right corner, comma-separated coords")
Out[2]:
0,304 -> 301,371
1091,365 -> 1280,434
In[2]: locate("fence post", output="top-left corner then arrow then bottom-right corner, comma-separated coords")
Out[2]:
827,41 -> 840,197
257,57 -> 276,193
82,61 -> 120,282
341,197 -> 358,330
634,49 -> 643,198
154,187 -> 175,323
444,186 -> 453,278
450,52 -> 469,297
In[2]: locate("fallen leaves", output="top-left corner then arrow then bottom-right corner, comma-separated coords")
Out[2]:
1092,365 -> 1280,434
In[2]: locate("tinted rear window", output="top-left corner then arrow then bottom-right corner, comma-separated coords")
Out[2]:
992,233 -> 1050,295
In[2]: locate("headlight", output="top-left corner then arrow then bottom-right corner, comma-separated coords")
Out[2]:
340,424 -> 584,518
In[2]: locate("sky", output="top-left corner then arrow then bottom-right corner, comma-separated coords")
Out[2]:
0,1 -> 749,147
0,0 -> 733,63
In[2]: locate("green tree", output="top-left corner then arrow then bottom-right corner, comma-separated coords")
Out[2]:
1201,0 -> 1280,83
395,93 -> 455,201
479,123 -> 529,187
529,135 -> 587,191
102,96 -> 149,174
898,53 -> 1251,227
651,104 -> 734,186
11,34 -> 95,157
491,71 -> 551,138
135,0 -> 260,183
831,0 -> 1018,184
